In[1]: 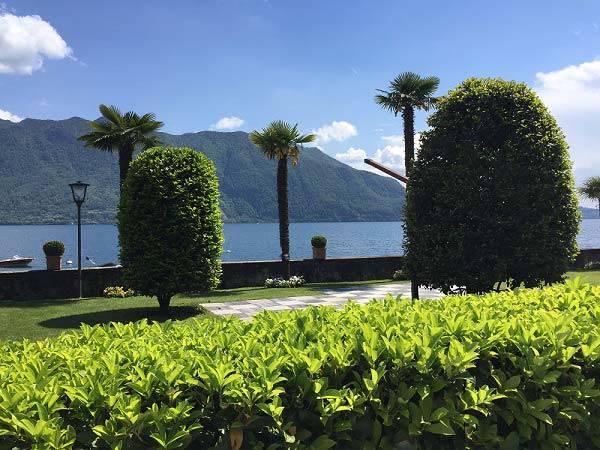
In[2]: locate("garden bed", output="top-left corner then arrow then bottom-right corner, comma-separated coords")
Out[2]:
1,280 -> 600,448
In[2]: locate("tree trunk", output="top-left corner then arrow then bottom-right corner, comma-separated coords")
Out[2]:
118,145 -> 134,192
158,294 -> 171,315
402,106 -> 415,177
402,106 -> 419,300
277,157 -> 291,278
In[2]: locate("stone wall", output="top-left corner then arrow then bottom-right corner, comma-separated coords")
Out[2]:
1,249 -> 598,301
0,256 -> 404,301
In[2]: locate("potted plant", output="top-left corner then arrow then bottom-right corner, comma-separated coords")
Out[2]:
311,235 -> 327,260
43,240 -> 65,270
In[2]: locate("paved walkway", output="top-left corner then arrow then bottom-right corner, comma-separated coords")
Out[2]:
201,283 -> 444,320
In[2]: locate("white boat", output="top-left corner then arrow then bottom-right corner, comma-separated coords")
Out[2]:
0,255 -> 34,268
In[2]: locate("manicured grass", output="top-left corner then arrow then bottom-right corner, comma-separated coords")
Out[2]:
0,279 -> 395,341
567,270 -> 600,286
2,273 -> 598,342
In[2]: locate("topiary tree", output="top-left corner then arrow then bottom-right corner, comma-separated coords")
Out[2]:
405,78 -> 580,294
119,146 -> 223,313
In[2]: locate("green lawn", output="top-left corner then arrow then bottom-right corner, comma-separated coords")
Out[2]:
0,280 -> 394,341
567,270 -> 600,285
2,273 -> 599,342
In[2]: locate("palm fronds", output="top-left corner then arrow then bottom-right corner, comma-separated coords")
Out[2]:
250,120 -> 315,164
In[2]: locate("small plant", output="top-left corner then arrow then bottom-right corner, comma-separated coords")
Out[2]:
584,261 -> 600,270
103,286 -> 135,298
42,240 -> 65,256
265,275 -> 305,288
311,235 -> 327,248
392,269 -> 408,280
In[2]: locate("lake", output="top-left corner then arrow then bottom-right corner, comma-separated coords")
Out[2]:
0,220 -> 599,271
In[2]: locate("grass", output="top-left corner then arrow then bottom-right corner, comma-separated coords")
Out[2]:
0,279 -> 395,341
2,273 -> 599,342
567,270 -> 600,285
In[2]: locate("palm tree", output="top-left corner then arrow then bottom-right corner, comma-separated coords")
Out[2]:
78,104 -> 164,190
580,176 -> 600,217
250,121 -> 315,277
375,72 -> 439,301
375,72 -> 439,177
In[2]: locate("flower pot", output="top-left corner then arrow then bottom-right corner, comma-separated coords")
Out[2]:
312,247 -> 326,260
46,255 -> 62,271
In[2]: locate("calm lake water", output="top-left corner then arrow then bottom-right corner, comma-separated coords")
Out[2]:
0,220 -> 599,271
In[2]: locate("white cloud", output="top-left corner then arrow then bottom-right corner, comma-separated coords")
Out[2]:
335,144 -> 406,176
373,145 -> 406,173
334,147 -> 366,169
0,108 -> 21,121
314,120 -> 357,143
535,59 -> 600,178
211,116 -> 245,130
381,133 -> 422,148
536,60 -> 600,115
0,12 -> 72,75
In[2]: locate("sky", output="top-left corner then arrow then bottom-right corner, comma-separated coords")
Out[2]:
0,0 -> 599,205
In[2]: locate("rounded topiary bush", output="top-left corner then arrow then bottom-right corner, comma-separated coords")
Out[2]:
405,78 -> 580,293
43,240 -> 65,256
119,146 -> 223,313
311,235 -> 327,248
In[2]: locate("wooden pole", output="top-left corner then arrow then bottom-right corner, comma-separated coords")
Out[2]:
364,159 -> 419,300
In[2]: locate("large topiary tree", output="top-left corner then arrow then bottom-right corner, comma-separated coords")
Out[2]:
405,78 -> 580,294
119,146 -> 223,313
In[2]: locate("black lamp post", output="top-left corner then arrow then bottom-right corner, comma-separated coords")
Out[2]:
69,181 -> 89,298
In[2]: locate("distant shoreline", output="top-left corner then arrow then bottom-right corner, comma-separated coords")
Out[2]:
0,220 -> 411,226
0,217 -> 598,226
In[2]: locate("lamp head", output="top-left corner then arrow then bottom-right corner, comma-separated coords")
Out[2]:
69,181 -> 89,205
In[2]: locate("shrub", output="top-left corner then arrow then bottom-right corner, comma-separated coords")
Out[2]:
118,146 -> 223,314
102,286 -> 135,298
42,240 -> 65,257
406,78 -> 580,294
311,235 -> 327,248
585,261 -> 600,270
264,275 -> 305,288
1,281 -> 600,448
392,269 -> 408,280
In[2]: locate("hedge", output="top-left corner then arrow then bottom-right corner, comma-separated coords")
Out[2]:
405,78 -> 580,294
1,281 -> 600,449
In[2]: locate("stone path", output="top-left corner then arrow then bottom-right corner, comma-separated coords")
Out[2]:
201,283 -> 444,320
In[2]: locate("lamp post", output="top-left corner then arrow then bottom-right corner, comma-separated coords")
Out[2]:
69,181 -> 89,298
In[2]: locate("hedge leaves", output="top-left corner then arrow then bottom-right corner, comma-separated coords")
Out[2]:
1,281 -> 600,448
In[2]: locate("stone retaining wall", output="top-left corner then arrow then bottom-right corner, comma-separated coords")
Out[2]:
0,256 -> 404,301
0,249 -> 598,301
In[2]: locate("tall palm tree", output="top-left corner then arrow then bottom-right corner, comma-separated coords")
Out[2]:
375,72 -> 439,301
78,104 -> 164,190
250,121 -> 315,277
580,176 -> 600,217
375,72 -> 439,177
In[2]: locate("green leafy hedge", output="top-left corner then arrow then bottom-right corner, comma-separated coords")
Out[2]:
2,281 -> 600,449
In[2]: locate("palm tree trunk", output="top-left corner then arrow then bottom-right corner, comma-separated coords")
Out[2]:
402,106 -> 419,300
402,106 -> 415,177
277,157 -> 291,278
118,145 -> 134,192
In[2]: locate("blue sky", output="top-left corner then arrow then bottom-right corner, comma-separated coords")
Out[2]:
1,0 -> 599,201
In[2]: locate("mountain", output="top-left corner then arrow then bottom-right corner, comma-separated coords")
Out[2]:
0,117 -> 405,224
